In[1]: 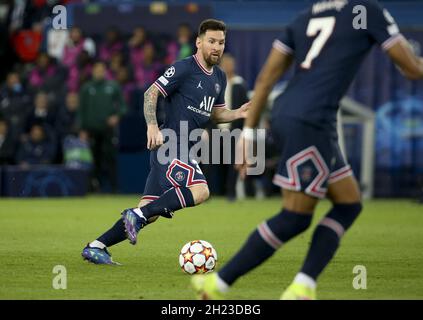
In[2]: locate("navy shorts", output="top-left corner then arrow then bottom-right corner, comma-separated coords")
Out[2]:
271,118 -> 353,199
142,150 -> 207,202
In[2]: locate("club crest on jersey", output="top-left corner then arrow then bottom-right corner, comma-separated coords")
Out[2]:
175,171 -> 185,182
199,96 -> 215,112
164,66 -> 175,78
215,83 -> 221,94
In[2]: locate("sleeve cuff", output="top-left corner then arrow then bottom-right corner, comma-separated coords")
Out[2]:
153,81 -> 168,97
273,39 -> 294,55
381,33 -> 405,51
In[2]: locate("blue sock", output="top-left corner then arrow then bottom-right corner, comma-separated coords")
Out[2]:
218,209 -> 312,286
141,187 -> 195,220
300,203 -> 362,280
96,219 -> 127,247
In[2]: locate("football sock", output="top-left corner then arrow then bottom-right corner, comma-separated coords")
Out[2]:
89,240 -> 106,249
293,272 -> 316,289
96,218 -> 127,248
216,274 -> 230,293
140,187 -> 195,220
218,209 -> 312,286
300,202 -> 362,280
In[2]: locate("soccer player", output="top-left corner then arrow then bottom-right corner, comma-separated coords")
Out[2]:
191,0 -> 423,299
81,19 -> 250,264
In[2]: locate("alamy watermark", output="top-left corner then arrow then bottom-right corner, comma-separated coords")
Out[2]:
156,121 -> 266,176
352,265 -> 367,290
52,265 -> 67,290
352,5 -> 367,30
52,5 -> 67,30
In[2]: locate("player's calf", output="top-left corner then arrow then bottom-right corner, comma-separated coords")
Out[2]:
217,208 -> 313,287
299,202 -> 362,281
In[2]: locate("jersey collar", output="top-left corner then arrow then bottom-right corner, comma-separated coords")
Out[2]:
193,54 -> 213,76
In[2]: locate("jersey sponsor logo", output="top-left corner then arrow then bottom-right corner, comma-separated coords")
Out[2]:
164,66 -> 175,78
197,81 -> 203,89
158,76 -> 169,86
186,96 -> 215,116
187,105 -> 211,117
199,96 -> 215,113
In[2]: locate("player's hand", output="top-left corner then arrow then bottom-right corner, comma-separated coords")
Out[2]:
237,101 -> 251,119
147,124 -> 163,150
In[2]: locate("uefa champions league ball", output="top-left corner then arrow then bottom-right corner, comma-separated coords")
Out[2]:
179,240 -> 218,274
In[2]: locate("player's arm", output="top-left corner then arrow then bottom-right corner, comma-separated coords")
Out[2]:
211,102 -> 250,124
244,48 -> 293,129
386,37 -> 423,80
144,84 -> 163,150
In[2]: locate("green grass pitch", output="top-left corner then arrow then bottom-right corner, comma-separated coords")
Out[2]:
0,196 -> 422,300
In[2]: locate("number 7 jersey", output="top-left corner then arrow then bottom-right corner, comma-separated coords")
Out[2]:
273,0 -> 403,130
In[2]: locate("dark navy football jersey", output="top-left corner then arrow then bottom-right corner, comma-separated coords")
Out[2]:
153,55 -> 227,146
273,0 -> 403,130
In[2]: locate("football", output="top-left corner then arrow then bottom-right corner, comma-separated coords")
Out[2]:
179,240 -> 218,274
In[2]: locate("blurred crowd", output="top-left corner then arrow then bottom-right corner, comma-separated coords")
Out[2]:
0,0 -> 199,192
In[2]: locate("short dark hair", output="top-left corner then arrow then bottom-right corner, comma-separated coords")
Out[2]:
198,19 -> 226,37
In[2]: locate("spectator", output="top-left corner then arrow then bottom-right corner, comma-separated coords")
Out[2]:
61,26 -> 96,69
128,26 -> 149,68
99,26 -> 124,62
11,22 -> 43,63
27,52 -> 67,104
67,49 -> 93,93
115,65 -> 136,106
55,92 -> 79,142
16,123 -> 56,166
79,61 -> 127,192
63,130 -> 93,171
24,91 -> 56,135
165,23 -> 195,64
0,72 -> 32,136
0,118 -> 18,165
176,23 -> 195,60
133,42 -> 163,90
213,53 -> 250,200
109,51 -> 125,79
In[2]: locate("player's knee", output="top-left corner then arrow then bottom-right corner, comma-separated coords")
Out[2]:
191,185 -> 210,204
326,202 -> 362,233
264,209 -> 313,244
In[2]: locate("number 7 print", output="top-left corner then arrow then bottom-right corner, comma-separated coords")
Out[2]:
301,17 -> 336,69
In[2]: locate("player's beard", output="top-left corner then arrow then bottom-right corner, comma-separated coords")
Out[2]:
203,52 -> 222,67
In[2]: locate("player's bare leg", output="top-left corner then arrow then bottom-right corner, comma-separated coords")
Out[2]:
327,175 -> 361,203
188,184 -> 210,204
281,189 -> 318,214
282,175 -> 362,299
